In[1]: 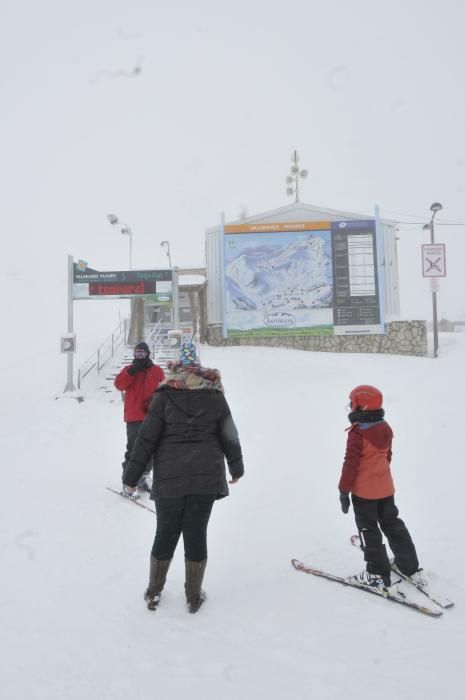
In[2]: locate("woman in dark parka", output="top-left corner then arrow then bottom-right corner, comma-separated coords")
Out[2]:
123,341 -> 244,613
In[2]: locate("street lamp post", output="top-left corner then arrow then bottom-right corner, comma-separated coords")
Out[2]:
106,213 -> 142,344
423,202 -> 443,358
107,213 -> 133,269
160,240 -> 172,268
121,226 -> 133,270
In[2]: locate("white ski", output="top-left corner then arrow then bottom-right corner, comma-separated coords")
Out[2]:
291,559 -> 442,617
106,486 -> 155,513
350,535 -> 454,609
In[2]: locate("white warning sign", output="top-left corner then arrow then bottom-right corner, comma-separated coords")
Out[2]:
422,244 -> 446,278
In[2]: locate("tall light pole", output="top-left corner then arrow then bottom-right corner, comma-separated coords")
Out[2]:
423,202 -> 443,358
106,213 -> 141,344
286,150 -> 308,203
107,213 -> 133,269
160,240 -> 172,268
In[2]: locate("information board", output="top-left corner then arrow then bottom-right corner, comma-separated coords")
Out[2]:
72,265 -> 172,302
222,220 -> 383,337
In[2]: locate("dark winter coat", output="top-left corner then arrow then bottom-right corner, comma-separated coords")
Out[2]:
123,369 -> 244,499
338,420 -> 394,499
114,362 -> 165,422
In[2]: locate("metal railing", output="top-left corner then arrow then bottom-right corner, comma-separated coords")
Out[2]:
148,321 -> 176,368
146,321 -> 185,368
146,319 -> 165,357
77,318 -> 128,389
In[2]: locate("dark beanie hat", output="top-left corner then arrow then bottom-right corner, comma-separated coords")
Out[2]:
134,342 -> 150,355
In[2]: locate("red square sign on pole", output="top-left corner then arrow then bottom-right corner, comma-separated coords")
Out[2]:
422,244 -> 446,277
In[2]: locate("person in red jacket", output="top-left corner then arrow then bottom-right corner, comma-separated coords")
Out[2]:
114,342 -> 165,491
338,385 -> 426,593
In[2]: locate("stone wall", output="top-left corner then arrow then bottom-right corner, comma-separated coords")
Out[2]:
207,320 -> 427,357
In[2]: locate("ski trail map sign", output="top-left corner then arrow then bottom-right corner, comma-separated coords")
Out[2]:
222,220 -> 384,338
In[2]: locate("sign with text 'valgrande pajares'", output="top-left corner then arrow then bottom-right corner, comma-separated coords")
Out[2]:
73,263 -> 172,304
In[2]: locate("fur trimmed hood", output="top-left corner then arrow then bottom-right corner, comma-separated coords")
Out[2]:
161,363 -> 224,393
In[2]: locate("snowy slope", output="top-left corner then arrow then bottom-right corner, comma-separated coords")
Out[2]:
1,287 -> 464,698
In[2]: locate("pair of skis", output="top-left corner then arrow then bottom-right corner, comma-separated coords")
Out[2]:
349,534 -> 453,610
292,536 -> 454,618
107,488 -> 453,618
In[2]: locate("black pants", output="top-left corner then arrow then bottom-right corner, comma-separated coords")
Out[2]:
122,422 -> 151,478
152,495 -> 216,562
352,494 -> 419,579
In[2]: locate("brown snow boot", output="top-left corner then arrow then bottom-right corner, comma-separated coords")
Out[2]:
144,557 -> 172,611
184,559 -> 207,614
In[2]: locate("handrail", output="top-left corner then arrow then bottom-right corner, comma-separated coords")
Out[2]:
146,321 -> 180,367
146,319 -> 164,355
147,319 -> 167,358
77,318 -> 128,389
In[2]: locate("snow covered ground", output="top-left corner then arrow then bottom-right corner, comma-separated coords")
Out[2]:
1,287 -> 464,698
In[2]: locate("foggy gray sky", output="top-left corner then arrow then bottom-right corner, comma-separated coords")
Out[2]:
1,0 -> 465,332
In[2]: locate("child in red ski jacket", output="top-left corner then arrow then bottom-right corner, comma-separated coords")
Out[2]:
338,385 -> 426,592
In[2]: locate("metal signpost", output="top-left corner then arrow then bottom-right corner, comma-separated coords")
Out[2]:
421,242 -> 446,359
63,255 -> 77,394
422,202 -> 445,359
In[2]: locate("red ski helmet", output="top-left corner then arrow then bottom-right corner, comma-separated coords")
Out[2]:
349,385 -> 383,411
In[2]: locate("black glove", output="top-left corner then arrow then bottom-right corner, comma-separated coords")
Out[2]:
127,360 -> 146,376
339,491 -> 350,514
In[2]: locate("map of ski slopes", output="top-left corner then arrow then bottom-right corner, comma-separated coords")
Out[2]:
224,231 -> 333,334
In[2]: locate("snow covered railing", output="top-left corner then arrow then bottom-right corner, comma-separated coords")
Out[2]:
77,318 -> 128,389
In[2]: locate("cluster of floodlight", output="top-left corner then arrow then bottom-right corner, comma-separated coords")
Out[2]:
286,150 -> 308,202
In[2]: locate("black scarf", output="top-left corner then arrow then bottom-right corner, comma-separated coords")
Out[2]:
133,357 -> 153,371
348,408 -> 385,424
